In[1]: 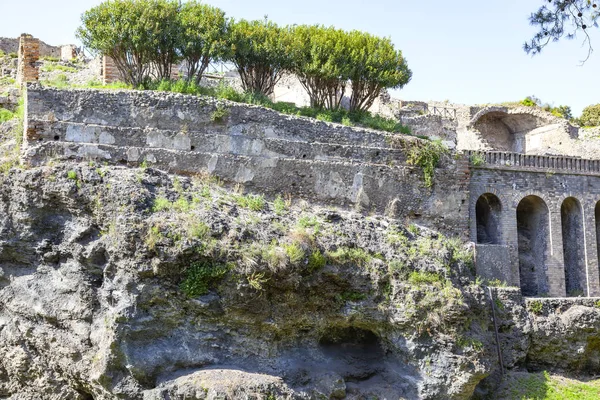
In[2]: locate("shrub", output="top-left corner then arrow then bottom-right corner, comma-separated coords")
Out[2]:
407,139 -> 448,187
529,300 -> 543,314
152,196 -> 172,212
180,259 -> 229,297
579,104 -> 600,127
520,96 -> 538,107
210,105 -> 230,122
284,243 -> 305,264
307,249 -> 327,272
234,193 -> 265,211
470,152 -> 486,167
273,195 -> 287,215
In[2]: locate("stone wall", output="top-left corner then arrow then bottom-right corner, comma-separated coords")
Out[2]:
470,158 -> 600,297
22,86 -> 472,237
0,37 -> 60,58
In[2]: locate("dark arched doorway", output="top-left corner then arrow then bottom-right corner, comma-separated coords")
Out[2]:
517,195 -> 550,296
562,197 -> 586,296
476,193 -> 502,244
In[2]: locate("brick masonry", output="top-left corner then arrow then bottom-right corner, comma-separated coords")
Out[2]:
16,34 -> 39,85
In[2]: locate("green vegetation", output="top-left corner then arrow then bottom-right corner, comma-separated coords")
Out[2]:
307,249 -> 327,272
227,18 -> 291,96
178,2 -> 228,84
41,64 -> 78,73
234,193 -> 265,211
77,0 -> 411,104
456,336 -> 484,352
497,371 -> 600,400
407,139 -> 448,187
326,247 -> 370,267
0,97 -> 24,173
152,196 -> 172,212
529,300 -> 544,314
578,104 -> 600,127
408,271 -> 444,286
67,170 -> 78,180
297,215 -> 320,229
337,291 -> 367,302
180,259 -> 230,297
469,152 -> 486,167
345,30 -> 412,113
41,56 -> 60,62
273,195 -> 287,216
519,96 -> 573,121
0,108 -> 14,123
283,243 -> 305,264
210,105 -> 230,122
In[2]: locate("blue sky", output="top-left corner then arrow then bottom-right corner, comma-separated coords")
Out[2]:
2,0 -> 599,116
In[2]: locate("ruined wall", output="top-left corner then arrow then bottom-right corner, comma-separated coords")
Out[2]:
469,155 -> 600,297
0,37 -> 60,58
22,86 -> 471,237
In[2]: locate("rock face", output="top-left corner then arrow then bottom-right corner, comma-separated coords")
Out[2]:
0,163 -> 600,400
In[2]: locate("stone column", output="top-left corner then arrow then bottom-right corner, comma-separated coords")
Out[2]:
548,208 -> 567,297
17,34 -> 39,86
583,199 -> 600,296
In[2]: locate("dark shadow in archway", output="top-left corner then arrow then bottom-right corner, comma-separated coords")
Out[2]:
517,195 -> 550,296
476,193 -> 502,244
562,197 -> 586,297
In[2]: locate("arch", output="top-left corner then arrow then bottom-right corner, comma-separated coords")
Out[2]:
561,197 -> 586,297
469,108 -> 549,153
517,195 -> 550,296
476,193 -> 502,244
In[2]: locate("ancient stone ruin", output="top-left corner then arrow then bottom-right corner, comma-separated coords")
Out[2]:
5,34 -> 600,399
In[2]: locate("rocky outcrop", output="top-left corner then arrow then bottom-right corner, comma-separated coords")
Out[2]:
0,162 -> 490,399
0,162 -> 600,399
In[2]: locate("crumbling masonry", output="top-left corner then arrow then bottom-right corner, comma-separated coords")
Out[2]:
13,36 -> 600,299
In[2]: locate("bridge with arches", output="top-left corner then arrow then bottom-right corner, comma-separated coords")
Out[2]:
469,150 -> 600,297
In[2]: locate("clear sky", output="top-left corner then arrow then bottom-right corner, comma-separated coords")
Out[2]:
1,0 -> 599,116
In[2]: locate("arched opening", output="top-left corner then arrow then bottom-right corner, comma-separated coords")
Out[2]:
517,195 -> 550,296
476,193 -> 502,244
470,111 -> 547,153
562,197 -> 586,296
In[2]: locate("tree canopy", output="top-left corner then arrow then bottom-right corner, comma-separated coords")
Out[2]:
77,0 -> 411,108
525,0 -> 599,61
